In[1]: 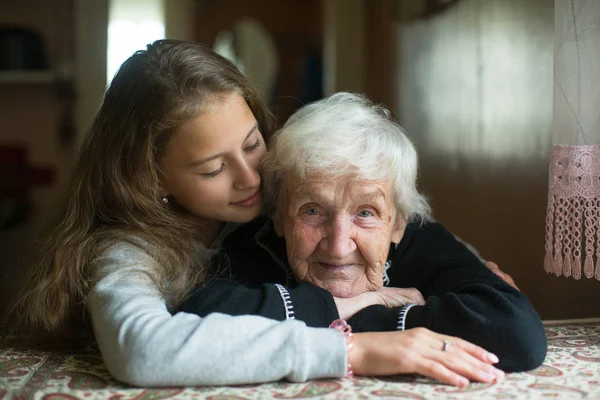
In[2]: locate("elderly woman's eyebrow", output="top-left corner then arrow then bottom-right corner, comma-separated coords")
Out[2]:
293,187 -> 312,198
355,190 -> 386,204
291,188 -> 320,204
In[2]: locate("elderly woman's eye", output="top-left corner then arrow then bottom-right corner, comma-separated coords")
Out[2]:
304,207 -> 319,215
358,209 -> 374,218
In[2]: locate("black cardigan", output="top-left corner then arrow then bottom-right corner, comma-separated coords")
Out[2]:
181,215 -> 547,372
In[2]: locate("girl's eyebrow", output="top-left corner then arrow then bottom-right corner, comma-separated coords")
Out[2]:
187,122 -> 258,167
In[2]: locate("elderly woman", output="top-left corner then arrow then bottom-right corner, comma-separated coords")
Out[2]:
181,93 -> 546,376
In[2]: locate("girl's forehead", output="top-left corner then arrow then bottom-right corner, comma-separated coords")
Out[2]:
166,94 -> 257,156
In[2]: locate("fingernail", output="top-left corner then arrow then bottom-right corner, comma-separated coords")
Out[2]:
487,352 -> 499,363
458,377 -> 469,387
481,372 -> 496,382
493,368 -> 505,378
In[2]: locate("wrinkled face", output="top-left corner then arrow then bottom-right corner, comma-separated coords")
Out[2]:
159,93 -> 266,228
274,172 -> 406,298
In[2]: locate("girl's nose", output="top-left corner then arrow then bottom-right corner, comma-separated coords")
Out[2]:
233,158 -> 260,190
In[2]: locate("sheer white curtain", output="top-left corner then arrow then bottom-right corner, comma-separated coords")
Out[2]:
545,0 -> 600,280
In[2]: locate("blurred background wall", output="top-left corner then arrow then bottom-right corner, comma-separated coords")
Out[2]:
395,0 -> 598,319
0,0 -> 80,323
0,0 -> 597,323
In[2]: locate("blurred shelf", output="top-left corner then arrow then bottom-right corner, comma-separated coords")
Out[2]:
0,70 -> 59,84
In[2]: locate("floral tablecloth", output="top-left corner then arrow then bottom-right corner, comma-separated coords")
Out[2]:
1,319 -> 599,399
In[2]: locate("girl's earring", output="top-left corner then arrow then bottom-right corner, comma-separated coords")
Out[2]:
162,196 -> 169,204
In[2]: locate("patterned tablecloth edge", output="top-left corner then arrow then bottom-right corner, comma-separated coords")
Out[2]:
543,317 -> 600,325
1,321 -> 599,399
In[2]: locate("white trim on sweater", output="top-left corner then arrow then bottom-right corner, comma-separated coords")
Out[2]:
397,303 -> 416,331
274,283 -> 296,320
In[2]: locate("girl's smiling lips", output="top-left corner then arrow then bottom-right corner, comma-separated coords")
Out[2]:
231,191 -> 261,207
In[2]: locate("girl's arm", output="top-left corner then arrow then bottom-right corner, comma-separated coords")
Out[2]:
87,241 -> 346,386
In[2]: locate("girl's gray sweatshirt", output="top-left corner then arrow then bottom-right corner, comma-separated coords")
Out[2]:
86,239 -> 347,386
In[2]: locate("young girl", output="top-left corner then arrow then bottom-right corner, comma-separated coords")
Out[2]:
11,39 -> 500,387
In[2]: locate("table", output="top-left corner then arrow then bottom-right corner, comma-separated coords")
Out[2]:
1,319 -> 599,399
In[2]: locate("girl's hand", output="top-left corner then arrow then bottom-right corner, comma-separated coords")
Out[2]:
334,287 -> 425,320
351,328 -> 504,387
485,261 -> 520,291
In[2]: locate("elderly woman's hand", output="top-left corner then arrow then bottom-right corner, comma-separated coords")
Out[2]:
371,286 -> 425,308
351,328 -> 504,387
334,287 -> 425,320
485,261 -> 520,291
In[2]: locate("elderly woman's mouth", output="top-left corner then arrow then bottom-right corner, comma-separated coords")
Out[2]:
319,263 -> 353,271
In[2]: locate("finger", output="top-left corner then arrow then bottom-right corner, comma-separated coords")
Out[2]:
439,336 -> 500,365
415,359 -> 470,387
485,261 -> 500,272
487,267 -> 520,291
400,288 -> 425,305
403,330 -> 494,386
435,341 -> 505,383
496,271 -> 514,284
381,288 -> 423,307
421,332 -> 493,363
501,274 -> 519,289
491,269 -> 507,280
411,292 -> 425,305
419,335 -> 502,383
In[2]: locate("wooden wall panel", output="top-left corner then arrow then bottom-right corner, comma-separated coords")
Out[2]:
396,0 -> 599,319
0,0 -> 76,324
194,0 -> 322,124
364,0 -> 397,110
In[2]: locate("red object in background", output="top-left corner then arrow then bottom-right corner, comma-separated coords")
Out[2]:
0,145 -> 55,229
0,144 -> 54,200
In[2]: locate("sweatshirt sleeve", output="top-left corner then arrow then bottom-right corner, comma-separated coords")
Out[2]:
86,242 -> 347,387
180,280 -> 339,328
388,222 -> 547,372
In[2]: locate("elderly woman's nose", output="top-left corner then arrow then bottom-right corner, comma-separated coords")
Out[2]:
321,218 -> 357,258
233,159 -> 260,190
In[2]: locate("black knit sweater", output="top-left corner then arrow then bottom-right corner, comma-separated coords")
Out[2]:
181,215 -> 547,372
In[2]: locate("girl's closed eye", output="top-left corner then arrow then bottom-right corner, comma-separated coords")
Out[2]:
244,137 -> 262,152
200,163 -> 225,178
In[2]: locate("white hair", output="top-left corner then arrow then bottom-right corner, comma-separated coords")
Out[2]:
261,92 -> 432,223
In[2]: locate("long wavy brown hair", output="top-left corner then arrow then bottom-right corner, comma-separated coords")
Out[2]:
8,39 -> 275,346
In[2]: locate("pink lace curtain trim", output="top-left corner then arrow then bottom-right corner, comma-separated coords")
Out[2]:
545,144 -> 600,280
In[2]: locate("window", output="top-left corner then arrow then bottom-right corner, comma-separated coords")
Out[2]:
107,0 -> 165,84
